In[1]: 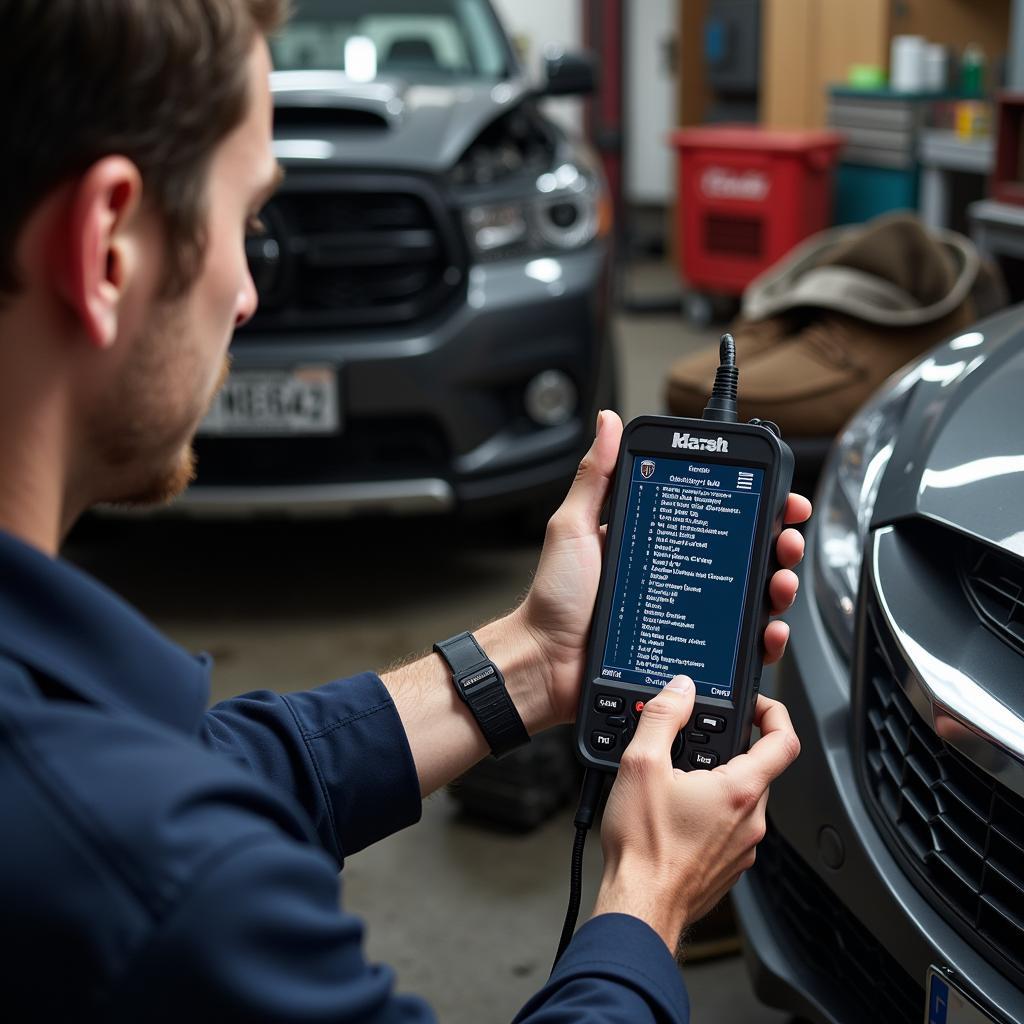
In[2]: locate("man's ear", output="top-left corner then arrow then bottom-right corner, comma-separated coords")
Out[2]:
54,157 -> 144,349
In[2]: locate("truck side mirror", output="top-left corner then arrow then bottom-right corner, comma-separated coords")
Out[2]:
543,48 -> 598,96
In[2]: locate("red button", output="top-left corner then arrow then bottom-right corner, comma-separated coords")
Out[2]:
633,700 -> 646,715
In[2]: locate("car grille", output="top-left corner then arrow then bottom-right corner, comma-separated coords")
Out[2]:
193,417 -> 450,487
861,593 -> 1024,985
962,543 -> 1024,656
751,823 -> 923,1023
242,172 -> 466,332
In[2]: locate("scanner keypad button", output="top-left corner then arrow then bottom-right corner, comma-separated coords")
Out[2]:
591,730 -> 617,752
689,749 -> 719,770
696,714 -> 726,733
595,694 -> 624,714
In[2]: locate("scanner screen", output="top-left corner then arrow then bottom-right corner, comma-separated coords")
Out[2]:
600,455 -> 764,700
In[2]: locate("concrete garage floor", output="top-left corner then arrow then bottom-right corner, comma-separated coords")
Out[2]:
66,266 -> 791,1023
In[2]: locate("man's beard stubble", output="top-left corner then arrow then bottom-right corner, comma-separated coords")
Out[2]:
89,299 -> 233,509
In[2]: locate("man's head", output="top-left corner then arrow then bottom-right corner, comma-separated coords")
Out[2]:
0,0 -> 287,531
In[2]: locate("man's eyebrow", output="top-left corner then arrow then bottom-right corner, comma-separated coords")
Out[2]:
255,163 -> 286,207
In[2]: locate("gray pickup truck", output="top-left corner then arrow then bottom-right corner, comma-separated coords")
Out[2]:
181,0 -> 614,522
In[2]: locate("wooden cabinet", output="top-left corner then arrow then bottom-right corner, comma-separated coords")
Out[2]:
761,0 -> 1011,129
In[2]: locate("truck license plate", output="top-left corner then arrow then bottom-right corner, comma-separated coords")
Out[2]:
198,367 -> 339,436
926,969 -> 1000,1024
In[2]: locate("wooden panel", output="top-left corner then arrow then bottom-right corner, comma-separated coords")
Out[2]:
762,0 -> 889,128
890,0 -> 1011,67
678,0 -> 709,127
761,0 -> 818,128
815,0 -> 889,124
674,0 -> 709,269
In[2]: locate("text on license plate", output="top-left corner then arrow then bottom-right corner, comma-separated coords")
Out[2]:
926,969 -> 1000,1024
199,367 -> 340,436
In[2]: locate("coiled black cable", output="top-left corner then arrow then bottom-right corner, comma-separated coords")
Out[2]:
552,769 -> 607,970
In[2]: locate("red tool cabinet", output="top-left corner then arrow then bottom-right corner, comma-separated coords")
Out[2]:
671,126 -> 843,297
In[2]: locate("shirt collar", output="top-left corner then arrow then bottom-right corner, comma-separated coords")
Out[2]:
0,529 -> 210,732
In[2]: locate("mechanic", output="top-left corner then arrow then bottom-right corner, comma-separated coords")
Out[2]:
0,2 -> 810,1020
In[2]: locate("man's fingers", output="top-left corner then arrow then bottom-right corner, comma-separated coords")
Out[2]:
624,676 -> 695,764
768,568 -> 799,614
754,788 -> 769,821
725,696 -> 800,790
761,619 -> 790,665
726,728 -> 799,793
752,693 -> 791,733
774,528 -> 805,570
553,409 -> 623,533
784,493 -> 812,525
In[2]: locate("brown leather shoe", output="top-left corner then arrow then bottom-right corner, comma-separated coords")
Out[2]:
665,213 -> 1005,437
666,305 -> 976,437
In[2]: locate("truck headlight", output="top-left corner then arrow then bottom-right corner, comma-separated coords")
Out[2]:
814,368 -> 917,658
465,204 -> 529,253
462,162 -> 610,261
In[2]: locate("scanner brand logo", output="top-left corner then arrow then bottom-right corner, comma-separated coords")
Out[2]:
640,460 -> 656,479
671,432 -> 729,453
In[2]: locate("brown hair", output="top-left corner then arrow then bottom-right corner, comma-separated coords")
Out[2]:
0,0 -> 289,300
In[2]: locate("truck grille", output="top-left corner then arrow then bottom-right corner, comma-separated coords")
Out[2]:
242,172 -> 465,332
861,594 -> 1024,985
751,823 -> 922,1023
962,544 -> 1024,656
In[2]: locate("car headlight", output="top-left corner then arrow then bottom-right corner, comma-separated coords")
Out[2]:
814,367 -> 918,658
462,161 -> 609,261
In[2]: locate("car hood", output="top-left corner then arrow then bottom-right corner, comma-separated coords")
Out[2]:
873,304 -> 1024,558
269,71 -> 532,173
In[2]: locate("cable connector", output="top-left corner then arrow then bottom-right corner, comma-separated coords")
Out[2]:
702,333 -> 739,423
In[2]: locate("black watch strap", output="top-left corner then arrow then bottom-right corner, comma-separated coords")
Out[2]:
433,631 -> 530,759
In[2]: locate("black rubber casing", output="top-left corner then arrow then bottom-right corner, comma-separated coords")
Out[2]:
574,415 -> 794,773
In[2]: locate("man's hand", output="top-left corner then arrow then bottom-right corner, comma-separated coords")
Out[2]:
593,677 -> 800,951
516,410 -> 813,726
383,410 -> 809,798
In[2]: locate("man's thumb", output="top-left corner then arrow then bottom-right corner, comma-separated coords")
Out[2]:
628,676 -> 695,759
555,409 -> 622,529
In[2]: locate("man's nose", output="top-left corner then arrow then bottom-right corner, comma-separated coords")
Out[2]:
235,269 -> 259,328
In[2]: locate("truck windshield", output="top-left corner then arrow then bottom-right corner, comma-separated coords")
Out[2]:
272,0 -> 513,81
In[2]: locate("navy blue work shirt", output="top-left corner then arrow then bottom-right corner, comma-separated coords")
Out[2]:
0,529 -> 690,1022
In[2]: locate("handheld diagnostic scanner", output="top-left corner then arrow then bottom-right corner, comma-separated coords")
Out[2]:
575,335 -> 794,773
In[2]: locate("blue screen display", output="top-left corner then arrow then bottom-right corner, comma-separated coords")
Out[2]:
601,455 -> 764,699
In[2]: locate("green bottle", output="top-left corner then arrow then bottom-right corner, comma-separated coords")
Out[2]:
961,43 -> 985,98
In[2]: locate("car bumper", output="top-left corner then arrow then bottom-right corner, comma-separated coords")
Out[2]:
171,246 -> 611,518
733,518 -> 1024,1024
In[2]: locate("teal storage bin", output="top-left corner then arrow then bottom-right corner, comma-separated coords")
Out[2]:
828,85 -> 940,225
834,162 -> 919,224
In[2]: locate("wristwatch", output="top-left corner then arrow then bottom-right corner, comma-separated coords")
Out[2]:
433,631 -> 530,759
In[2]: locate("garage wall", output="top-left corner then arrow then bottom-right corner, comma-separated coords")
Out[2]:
626,0 -> 677,203
490,0 -> 584,134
